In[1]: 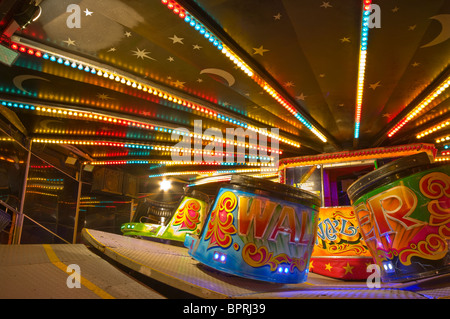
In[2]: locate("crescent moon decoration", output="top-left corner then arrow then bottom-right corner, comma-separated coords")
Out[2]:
200,68 -> 235,86
13,75 -> 50,94
39,119 -> 65,130
421,14 -> 450,48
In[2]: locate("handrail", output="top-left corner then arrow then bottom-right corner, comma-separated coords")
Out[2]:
0,199 -> 71,244
22,214 -> 71,244
0,199 -> 20,215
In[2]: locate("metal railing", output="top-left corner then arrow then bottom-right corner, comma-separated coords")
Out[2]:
0,199 -> 70,244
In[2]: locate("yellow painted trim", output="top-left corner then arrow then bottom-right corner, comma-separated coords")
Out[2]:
42,244 -> 115,299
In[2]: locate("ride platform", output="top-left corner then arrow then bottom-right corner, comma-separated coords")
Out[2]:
0,240 -> 164,299
80,229 -> 450,299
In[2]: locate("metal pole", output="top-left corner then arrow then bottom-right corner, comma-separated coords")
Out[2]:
72,166 -> 83,244
320,164 -> 325,207
13,139 -> 32,244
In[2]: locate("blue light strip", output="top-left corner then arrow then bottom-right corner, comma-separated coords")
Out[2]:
354,0 -> 372,139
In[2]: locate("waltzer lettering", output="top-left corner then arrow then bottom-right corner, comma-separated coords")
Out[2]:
238,197 -> 276,239
238,196 -> 310,245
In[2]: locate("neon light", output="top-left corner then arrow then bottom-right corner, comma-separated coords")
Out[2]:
32,138 -> 276,165
388,76 -> 450,138
354,1 -> 371,139
279,143 -> 436,169
149,167 -> 277,178
1,98 -> 289,153
11,39 -> 302,148
436,135 -> 450,144
159,1 -> 327,143
88,159 -> 274,167
416,119 -> 450,139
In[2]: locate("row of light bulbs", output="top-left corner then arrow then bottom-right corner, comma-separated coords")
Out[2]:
1,98 -> 287,154
160,0 -> 328,144
31,138 -> 277,162
388,76 -> 450,138
416,120 -> 450,139
89,160 -> 276,167
11,40 -> 302,149
354,0 -> 372,139
148,167 -> 277,178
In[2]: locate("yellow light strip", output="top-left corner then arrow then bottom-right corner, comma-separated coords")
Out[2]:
12,37 -> 302,148
15,102 -> 287,153
388,76 -> 450,138
149,167 -> 277,178
416,119 -> 450,139
436,135 -> 450,144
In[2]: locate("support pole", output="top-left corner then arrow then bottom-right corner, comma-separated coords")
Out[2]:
12,139 -> 32,244
72,165 -> 83,244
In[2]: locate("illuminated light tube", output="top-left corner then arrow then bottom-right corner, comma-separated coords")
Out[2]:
1,98 -> 289,150
436,135 -> 450,144
88,159 -> 274,167
32,138 -> 276,164
354,1 -> 371,139
388,76 -> 450,138
160,1 -> 328,144
416,119 -> 450,139
278,143 -> 437,169
3,99 -> 292,152
148,167 -> 277,178
11,38 -> 302,149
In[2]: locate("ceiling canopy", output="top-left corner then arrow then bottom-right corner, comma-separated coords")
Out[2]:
0,0 -> 448,182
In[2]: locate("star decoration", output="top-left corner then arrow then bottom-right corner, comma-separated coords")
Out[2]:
63,38 -> 76,46
408,25 -> 417,31
274,13 -> 282,20
124,31 -> 132,37
321,2 -> 333,9
340,37 -> 351,43
284,81 -> 295,87
296,93 -> 307,100
193,44 -> 202,50
343,263 -> 354,275
383,113 -> 391,118
107,48 -> 116,52
325,263 -> 333,271
131,48 -> 156,60
167,56 -> 174,62
173,80 -> 185,87
369,81 -> 381,90
84,8 -> 93,16
253,45 -> 269,56
97,93 -> 113,100
196,78 -> 203,83
392,6 -> 399,13
412,62 -> 420,67
169,35 -> 184,44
